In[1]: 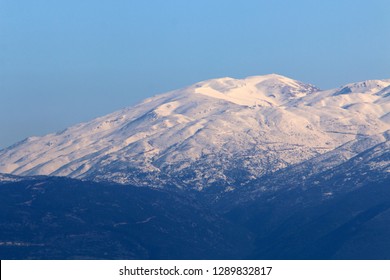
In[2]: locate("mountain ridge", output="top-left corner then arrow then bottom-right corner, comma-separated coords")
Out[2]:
1,74 -> 389,190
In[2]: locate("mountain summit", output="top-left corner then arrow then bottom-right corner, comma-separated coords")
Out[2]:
189,74 -> 320,106
1,74 -> 389,189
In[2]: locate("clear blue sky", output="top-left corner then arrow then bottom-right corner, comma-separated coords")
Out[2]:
1,0 -> 389,148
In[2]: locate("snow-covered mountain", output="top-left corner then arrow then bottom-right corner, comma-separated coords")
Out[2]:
1,74 -> 389,189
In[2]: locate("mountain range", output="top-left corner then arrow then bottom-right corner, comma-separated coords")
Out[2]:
1,74 -> 389,259
1,74 -> 389,190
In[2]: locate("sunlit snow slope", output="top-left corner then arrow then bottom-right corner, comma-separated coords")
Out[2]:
1,74 -> 389,189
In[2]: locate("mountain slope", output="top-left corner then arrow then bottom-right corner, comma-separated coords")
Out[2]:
0,176 -> 252,259
2,172 -> 390,259
0,75 -> 389,189
231,177 -> 390,260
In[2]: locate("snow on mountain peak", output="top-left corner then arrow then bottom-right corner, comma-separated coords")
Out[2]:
334,79 -> 390,96
0,75 -> 389,189
189,74 -> 319,106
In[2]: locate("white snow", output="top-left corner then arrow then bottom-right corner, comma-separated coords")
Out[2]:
0,74 -> 389,188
